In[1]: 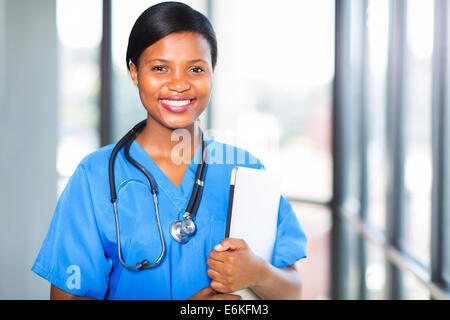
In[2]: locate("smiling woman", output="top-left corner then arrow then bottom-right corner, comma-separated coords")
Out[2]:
31,1 -> 307,300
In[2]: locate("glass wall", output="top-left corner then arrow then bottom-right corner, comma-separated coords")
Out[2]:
56,0 -> 102,194
332,0 -> 449,300
437,0 -> 450,294
365,241 -> 386,299
211,0 -> 334,202
366,0 -> 389,233
292,202 -> 331,299
403,0 -> 434,267
365,0 -> 390,299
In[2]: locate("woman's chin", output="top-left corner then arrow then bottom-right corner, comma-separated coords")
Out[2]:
161,115 -> 197,130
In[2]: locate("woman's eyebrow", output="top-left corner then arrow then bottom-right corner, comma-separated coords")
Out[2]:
146,58 -> 170,63
188,59 -> 207,64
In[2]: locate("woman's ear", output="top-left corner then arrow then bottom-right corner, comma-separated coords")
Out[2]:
129,62 -> 139,86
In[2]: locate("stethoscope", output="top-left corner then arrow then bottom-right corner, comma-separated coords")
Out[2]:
108,120 -> 208,270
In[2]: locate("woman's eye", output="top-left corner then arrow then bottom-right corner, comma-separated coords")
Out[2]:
190,67 -> 205,73
152,65 -> 167,72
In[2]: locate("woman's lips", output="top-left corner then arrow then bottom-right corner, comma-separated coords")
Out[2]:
159,97 -> 196,113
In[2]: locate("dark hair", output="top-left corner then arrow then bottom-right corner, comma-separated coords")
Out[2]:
126,1 -> 217,71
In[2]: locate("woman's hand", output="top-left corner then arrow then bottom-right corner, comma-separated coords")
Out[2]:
206,238 -> 266,293
187,286 -> 242,300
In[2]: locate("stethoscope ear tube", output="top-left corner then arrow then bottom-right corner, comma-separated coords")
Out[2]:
124,131 -> 158,194
109,120 -> 147,203
109,131 -> 133,203
190,139 -> 208,217
184,134 -> 207,217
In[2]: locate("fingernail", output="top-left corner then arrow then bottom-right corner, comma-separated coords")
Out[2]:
215,244 -> 223,250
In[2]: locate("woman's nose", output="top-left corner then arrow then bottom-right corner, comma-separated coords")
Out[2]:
167,78 -> 191,92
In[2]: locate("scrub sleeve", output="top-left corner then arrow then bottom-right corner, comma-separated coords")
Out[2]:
272,195 -> 307,267
31,163 -> 112,299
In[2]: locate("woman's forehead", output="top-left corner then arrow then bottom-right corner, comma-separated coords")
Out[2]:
141,32 -> 212,63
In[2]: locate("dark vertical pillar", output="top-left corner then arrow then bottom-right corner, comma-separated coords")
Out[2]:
331,0 -> 351,300
358,0 -> 369,300
100,0 -> 112,146
385,0 -> 407,300
431,0 -> 449,296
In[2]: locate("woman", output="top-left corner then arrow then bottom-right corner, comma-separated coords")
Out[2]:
31,1 -> 307,300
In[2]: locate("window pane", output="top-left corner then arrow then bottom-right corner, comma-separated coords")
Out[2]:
111,0 -> 208,140
365,240 -> 386,299
366,0 -> 389,232
291,202 -> 331,300
56,0 -> 102,194
403,0 -> 434,265
403,271 -> 430,299
445,199 -> 450,285
444,8 -> 450,291
346,222 -> 361,299
211,0 -> 334,202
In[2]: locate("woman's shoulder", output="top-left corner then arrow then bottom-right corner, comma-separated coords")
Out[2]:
75,142 -> 118,174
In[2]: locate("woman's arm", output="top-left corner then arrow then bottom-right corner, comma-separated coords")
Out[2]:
250,263 -> 302,300
207,238 -> 302,300
50,285 -> 97,300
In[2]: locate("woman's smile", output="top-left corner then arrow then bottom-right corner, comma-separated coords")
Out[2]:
159,97 -> 197,113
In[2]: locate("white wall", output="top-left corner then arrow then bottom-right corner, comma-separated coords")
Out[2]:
0,0 -> 57,299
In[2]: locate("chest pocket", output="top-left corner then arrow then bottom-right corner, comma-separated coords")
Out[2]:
115,179 -> 164,267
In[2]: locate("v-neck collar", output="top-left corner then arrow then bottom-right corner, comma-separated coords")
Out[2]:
128,137 -> 207,213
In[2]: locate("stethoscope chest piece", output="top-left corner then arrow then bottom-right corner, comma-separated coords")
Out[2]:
170,216 -> 196,243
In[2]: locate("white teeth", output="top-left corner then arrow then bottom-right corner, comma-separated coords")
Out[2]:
161,99 -> 191,107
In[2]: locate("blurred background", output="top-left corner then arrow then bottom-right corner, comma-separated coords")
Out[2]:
0,0 -> 449,300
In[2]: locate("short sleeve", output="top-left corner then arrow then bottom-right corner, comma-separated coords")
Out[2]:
31,163 -> 112,299
271,195 -> 308,267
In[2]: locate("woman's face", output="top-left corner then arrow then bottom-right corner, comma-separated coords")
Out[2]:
130,32 -> 213,130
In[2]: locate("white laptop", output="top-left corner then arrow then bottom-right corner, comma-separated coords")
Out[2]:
225,166 -> 281,300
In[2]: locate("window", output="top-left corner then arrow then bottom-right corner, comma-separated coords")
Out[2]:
403,0 -> 434,266
332,0 -> 450,300
365,241 -> 386,299
56,0 -> 102,194
364,0 -> 390,300
366,0 -> 389,232
211,0 -> 334,203
292,202 -> 331,299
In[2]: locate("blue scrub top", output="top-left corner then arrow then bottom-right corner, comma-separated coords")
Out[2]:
31,136 -> 307,300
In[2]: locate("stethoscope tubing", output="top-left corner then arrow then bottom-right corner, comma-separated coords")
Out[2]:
108,120 -> 208,270
113,194 -> 165,270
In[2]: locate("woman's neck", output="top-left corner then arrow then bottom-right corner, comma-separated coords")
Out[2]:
135,116 -> 202,163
